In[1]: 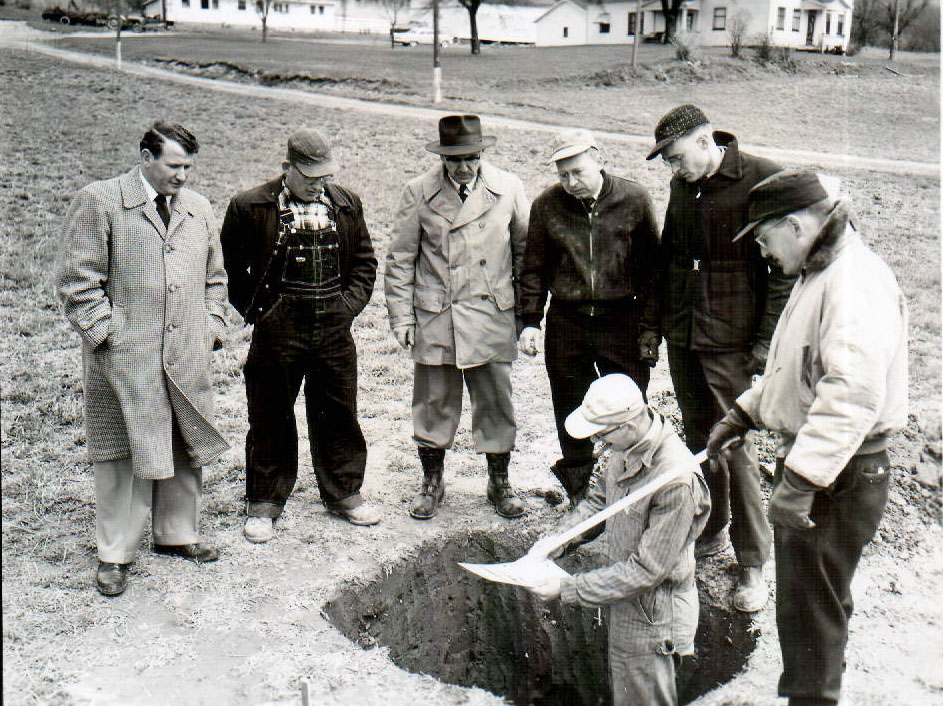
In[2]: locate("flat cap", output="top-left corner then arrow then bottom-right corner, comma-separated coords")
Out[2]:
565,374 -> 647,439
548,128 -> 599,163
287,127 -> 337,178
646,104 -> 710,160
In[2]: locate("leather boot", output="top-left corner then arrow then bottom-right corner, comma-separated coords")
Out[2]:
409,447 -> 446,520
550,459 -> 596,506
486,452 -> 525,518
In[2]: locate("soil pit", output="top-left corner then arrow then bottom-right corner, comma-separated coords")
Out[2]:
324,531 -> 757,705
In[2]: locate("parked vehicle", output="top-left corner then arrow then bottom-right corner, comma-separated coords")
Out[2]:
41,6 -> 107,26
395,27 -> 456,47
106,14 -> 173,31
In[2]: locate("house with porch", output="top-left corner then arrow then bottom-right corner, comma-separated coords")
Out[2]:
534,0 -> 854,50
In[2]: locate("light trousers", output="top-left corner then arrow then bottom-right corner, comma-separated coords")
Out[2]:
94,438 -> 202,563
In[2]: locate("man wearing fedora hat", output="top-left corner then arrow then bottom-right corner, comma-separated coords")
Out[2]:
646,104 -> 795,613
528,373 -> 710,706
221,127 -> 379,542
519,129 -> 660,505
708,170 -> 907,706
385,114 -> 530,520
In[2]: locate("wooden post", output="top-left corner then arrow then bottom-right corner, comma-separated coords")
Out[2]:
631,0 -> 642,68
300,679 -> 311,706
432,0 -> 442,103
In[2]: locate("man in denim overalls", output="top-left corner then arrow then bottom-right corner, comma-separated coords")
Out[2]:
221,128 -> 379,542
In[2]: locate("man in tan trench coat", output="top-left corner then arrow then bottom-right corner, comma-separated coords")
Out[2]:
384,115 -> 529,520
58,122 -> 229,596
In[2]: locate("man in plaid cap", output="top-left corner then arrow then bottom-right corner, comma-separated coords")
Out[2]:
709,170 -> 907,706
520,129 -> 660,505
646,104 -> 795,613
221,127 -> 380,541
528,373 -> 710,706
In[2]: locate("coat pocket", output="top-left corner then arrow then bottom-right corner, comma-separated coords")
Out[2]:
108,304 -> 128,347
489,282 -> 515,312
414,285 -> 447,313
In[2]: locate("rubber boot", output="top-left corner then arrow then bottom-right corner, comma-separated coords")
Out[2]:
486,452 -> 525,518
550,459 -> 595,506
409,447 -> 446,520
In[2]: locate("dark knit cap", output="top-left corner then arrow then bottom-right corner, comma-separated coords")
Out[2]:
645,104 -> 710,160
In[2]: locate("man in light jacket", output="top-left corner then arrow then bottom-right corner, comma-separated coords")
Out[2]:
384,114 -> 529,520
529,374 -> 710,706
708,170 -> 908,706
58,122 -> 229,596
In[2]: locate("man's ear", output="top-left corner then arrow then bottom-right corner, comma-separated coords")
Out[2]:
141,149 -> 155,166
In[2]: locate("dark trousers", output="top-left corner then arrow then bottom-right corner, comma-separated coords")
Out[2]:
244,294 -> 367,518
774,451 -> 890,705
667,344 -> 771,567
545,303 -> 650,466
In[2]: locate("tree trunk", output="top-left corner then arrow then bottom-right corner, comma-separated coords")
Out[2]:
262,16 -> 268,42
889,0 -> 900,58
468,7 -> 480,54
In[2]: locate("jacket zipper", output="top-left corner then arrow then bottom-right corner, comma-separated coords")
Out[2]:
588,202 -> 595,314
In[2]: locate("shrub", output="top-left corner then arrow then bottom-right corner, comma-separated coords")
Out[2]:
670,30 -> 700,61
753,32 -> 797,70
728,10 -> 750,58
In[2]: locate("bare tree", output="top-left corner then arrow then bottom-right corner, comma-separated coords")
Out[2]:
255,0 -> 272,42
380,0 -> 411,47
659,0 -> 683,42
727,9 -> 749,57
456,0 -> 483,54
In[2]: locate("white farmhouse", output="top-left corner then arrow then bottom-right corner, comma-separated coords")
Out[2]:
534,0 -> 854,51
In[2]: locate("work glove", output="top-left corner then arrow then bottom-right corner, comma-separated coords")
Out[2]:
393,324 -> 415,349
638,330 -> 661,368
706,403 -> 753,460
747,341 -> 769,376
769,466 -> 820,530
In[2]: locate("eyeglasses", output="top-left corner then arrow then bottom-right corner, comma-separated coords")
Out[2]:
754,215 -> 789,245
443,154 -> 481,164
591,426 -> 622,443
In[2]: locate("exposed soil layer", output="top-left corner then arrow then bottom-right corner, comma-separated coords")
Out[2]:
324,531 -> 757,705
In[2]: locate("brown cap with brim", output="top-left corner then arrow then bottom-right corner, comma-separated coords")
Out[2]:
733,170 -> 829,242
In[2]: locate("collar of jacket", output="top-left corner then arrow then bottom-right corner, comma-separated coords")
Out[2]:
559,169 -> 613,207
802,196 -> 857,274
708,131 -> 743,181
613,412 -> 668,483
120,167 -> 197,234
421,161 -> 508,201
242,176 -> 354,210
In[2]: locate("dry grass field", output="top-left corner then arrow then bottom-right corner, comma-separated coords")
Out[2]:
1,35 -> 941,706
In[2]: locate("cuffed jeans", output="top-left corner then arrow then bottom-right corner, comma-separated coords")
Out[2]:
412,362 -> 515,453
545,302 -> 651,466
774,451 -> 890,704
667,344 -> 771,567
244,294 -> 367,518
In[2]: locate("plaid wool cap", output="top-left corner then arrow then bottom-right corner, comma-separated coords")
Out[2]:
287,127 -> 337,178
646,104 -> 710,160
565,374 -> 647,439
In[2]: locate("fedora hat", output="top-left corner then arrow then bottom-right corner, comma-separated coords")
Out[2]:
425,114 -> 496,156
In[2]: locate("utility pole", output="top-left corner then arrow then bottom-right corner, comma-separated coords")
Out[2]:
631,0 -> 642,67
432,0 -> 442,103
890,0 -> 901,59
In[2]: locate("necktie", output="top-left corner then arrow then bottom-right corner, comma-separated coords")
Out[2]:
155,195 -> 171,228
582,197 -> 595,212
459,184 -> 468,202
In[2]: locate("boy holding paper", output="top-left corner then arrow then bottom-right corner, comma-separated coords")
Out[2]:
528,374 -> 710,706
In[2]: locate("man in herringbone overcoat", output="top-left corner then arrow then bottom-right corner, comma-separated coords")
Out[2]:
57,122 -> 229,596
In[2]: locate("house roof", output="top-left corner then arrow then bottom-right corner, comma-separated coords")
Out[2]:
535,0 -> 586,22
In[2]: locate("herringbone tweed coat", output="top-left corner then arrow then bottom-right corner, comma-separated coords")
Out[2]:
57,167 -> 230,480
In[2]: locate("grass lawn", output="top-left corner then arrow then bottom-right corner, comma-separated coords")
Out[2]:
1,43 -> 940,706
40,31 -> 941,163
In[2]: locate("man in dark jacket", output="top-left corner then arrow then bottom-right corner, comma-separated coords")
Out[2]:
647,105 -> 794,612
520,129 -> 660,504
221,128 -> 379,542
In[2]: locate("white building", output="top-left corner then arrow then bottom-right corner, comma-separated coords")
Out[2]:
534,0 -> 854,50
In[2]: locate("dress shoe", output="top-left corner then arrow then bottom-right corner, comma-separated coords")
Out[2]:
733,566 -> 768,613
153,542 -> 219,563
694,527 -> 731,559
244,516 -> 276,543
96,561 -> 130,596
330,503 -> 381,526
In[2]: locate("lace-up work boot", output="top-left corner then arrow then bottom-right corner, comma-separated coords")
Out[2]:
409,447 -> 446,520
486,452 -> 525,518
550,459 -> 595,507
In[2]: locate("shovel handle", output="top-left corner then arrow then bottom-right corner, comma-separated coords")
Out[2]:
530,449 -> 708,560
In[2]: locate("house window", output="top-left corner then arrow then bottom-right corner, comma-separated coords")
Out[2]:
200,0 -> 208,8
598,22 -> 610,33
310,4 -> 315,12
238,0 -> 246,8
181,0 -> 189,6
628,11 -> 636,34
712,6 -> 726,30
212,0 -> 218,8
837,13 -> 844,35
686,11 -> 695,30
562,25 -> 568,38
792,9 -> 800,31
776,7 -> 785,30
825,12 -> 831,34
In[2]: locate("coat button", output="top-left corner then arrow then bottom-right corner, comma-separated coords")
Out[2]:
479,222 -> 486,228
480,259 -> 486,266
480,295 -> 488,300
168,284 -> 178,293
166,324 -> 175,331
164,244 -> 173,253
